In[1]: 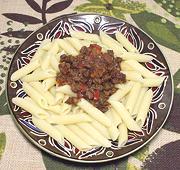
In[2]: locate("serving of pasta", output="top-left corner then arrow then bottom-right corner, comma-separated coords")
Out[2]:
10,28 -> 165,152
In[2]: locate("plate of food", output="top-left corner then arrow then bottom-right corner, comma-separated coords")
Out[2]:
6,13 -> 173,163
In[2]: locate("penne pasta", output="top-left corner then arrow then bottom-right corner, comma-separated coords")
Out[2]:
56,85 -> 76,97
45,103 -> 71,115
57,39 -> 78,56
55,92 -> 64,103
21,69 -> 56,82
30,82 -> 55,106
42,78 -> 56,91
41,41 -> 59,70
69,29 -> 100,42
78,123 -> 111,147
49,86 -> 56,96
136,89 -> 153,127
132,87 -> 148,118
118,123 -> 128,147
22,82 -> 48,108
115,31 -> 138,53
125,60 -> 158,78
50,55 -> 59,72
65,37 -> 83,51
78,98 -> 111,127
12,97 -> 49,119
125,82 -> 142,115
91,120 -> 110,139
121,71 -> 143,82
109,100 -> 141,132
32,116 -> 64,144
31,49 -> 45,62
11,59 -> 40,81
100,31 -> 126,56
120,61 -> 134,71
49,113 -> 92,124
142,77 -> 165,87
56,124 -> 92,151
105,109 -> 120,141
121,52 -> 153,62
68,124 -> 100,146
111,82 -> 133,101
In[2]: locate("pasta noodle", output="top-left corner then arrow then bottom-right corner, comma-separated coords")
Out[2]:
118,123 -> 128,147
125,60 -> 158,78
56,85 -> 76,97
121,71 -> 143,82
78,123 -> 111,147
125,82 -> 141,115
12,97 -> 49,119
78,98 -> 111,127
42,78 -> 56,91
109,100 -> 141,132
136,89 -> 153,127
49,113 -> 92,124
69,29 -> 100,43
115,31 -> 138,53
11,59 -> 40,81
142,77 -> 164,87
21,69 -> 56,82
32,116 -> 64,144
56,124 -> 92,150
67,124 -> 100,146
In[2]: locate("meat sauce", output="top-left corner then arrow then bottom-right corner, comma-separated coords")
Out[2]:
56,44 -> 126,112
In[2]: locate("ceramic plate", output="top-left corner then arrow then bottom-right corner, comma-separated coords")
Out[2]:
6,14 -> 173,163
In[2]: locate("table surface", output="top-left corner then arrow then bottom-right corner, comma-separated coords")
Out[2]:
0,0 -> 180,170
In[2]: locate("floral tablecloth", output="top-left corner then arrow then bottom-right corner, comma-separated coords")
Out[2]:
0,0 -> 180,169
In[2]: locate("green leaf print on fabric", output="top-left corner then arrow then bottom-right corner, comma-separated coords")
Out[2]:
154,0 -> 180,17
0,133 -> 6,159
131,12 -> 180,52
75,0 -> 145,20
132,145 -> 149,162
0,90 -> 10,115
174,69 -> 180,94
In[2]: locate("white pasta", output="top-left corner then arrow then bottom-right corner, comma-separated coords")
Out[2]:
91,120 -> 110,139
22,82 -> 48,108
142,77 -> 165,87
78,98 -> 111,127
105,109 -> 120,141
49,113 -> 92,124
121,71 -> 143,82
115,31 -> 138,53
132,87 -> 148,118
69,29 -> 100,42
125,82 -> 142,115
32,116 -> 64,144
21,69 -> 56,82
56,85 -> 76,97
50,55 -> 59,72
42,78 -> 56,91
55,92 -> 64,103
30,82 -> 55,106
56,124 -> 92,151
120,61 -> 134,71
11,59 -> 40,81
68,124 -> 100,146
136,89 -> 153,127
125,60 -> 158,78
49,86 -> 56,96
121,52 -> 153,62
78,123 -> 111,147
110,82 -> 133,101
45,103 -> 71,115
109,100 -> 141,132
65,37 -> 83,51
100,31 -> 126,56
118,123 -> 128,147
12,97 -> 49,119
57,39 -> 78,56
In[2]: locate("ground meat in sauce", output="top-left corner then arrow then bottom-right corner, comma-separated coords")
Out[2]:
56,44 -> 126,112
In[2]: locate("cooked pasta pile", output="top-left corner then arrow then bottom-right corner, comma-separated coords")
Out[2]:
11,30 -> 164,151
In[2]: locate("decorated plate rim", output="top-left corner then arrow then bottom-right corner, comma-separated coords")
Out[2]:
5,13 -> 174,163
